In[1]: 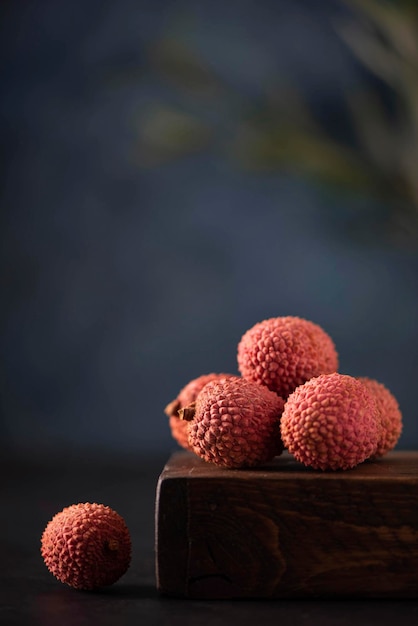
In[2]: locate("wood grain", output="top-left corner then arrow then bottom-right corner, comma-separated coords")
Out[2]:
155,451 -> 418,599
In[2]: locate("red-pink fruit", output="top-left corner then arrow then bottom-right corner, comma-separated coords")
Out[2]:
41,503 -> 131,590
165,373 -> 233,451
237,316 -> 338,398
358,377 -> 402,458
185,376 -> 285,469
281,373 -> 379,470
167,415 -> 191,451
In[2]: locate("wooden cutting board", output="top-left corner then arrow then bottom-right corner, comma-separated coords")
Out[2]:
155,450 -> 418,599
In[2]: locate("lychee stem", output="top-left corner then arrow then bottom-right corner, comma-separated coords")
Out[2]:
107,539 -> 119,551
164,399 -> 181,417
178,403 -> 196,421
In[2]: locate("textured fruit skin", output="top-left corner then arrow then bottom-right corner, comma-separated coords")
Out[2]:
41,503 -> 131,590
359,377 -> 402,458
166,373 -> 232,451
168,415 -> 192,451
281,373 -> 379,471
187,376 -> 285,469
237,316 -> 338,398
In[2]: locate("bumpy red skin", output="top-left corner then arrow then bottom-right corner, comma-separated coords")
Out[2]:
167,373 -> 233,451
237,316 -> 338,399
359,377 -> 402,458
41,503 -> 131,590
169,415 -> 192,450
281,373 -> 379,471
188,376 -> 285,469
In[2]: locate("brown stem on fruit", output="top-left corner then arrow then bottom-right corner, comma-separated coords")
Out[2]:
164,399 -> 181,417
107,539 -> 119,552
178,402 -> 196,421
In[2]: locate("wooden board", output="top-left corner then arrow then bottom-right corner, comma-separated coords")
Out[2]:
155,450 -> 418,599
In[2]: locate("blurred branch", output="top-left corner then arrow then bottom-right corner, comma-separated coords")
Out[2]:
337,0 -> 418,235
134,1 -> 418,242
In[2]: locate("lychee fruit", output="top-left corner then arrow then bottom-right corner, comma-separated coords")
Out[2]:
184,376 -> 285,469
164,373 -> 233,451
237,316 -> 338,398
41,502 -> 131,590
358,377 -> 402,458
280,373 -> 380,470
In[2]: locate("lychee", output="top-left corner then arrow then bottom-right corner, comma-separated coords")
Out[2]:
280,373 -> 379,470
41,502 -> 131,590
358,377 -> 402,458
237,316 -> 338,398
184,376 -> 285,469
165,373 -> 233,450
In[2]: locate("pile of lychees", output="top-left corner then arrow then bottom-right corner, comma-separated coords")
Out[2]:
165,316 -> 402,471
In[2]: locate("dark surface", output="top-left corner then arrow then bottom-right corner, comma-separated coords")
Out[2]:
2,449 -> 418,625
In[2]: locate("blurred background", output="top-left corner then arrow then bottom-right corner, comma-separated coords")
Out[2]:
1,0 -> 417,458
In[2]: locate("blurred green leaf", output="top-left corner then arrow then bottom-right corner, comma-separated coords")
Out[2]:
149,38 -> 225,98
231,120 -> 379,191
342,0 -> 418,63
134,105 -> 211,166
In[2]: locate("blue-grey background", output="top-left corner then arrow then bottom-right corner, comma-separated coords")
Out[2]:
1,0 -> 417,457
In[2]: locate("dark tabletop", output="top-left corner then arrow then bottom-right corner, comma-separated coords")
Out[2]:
1,448 -> 418,626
